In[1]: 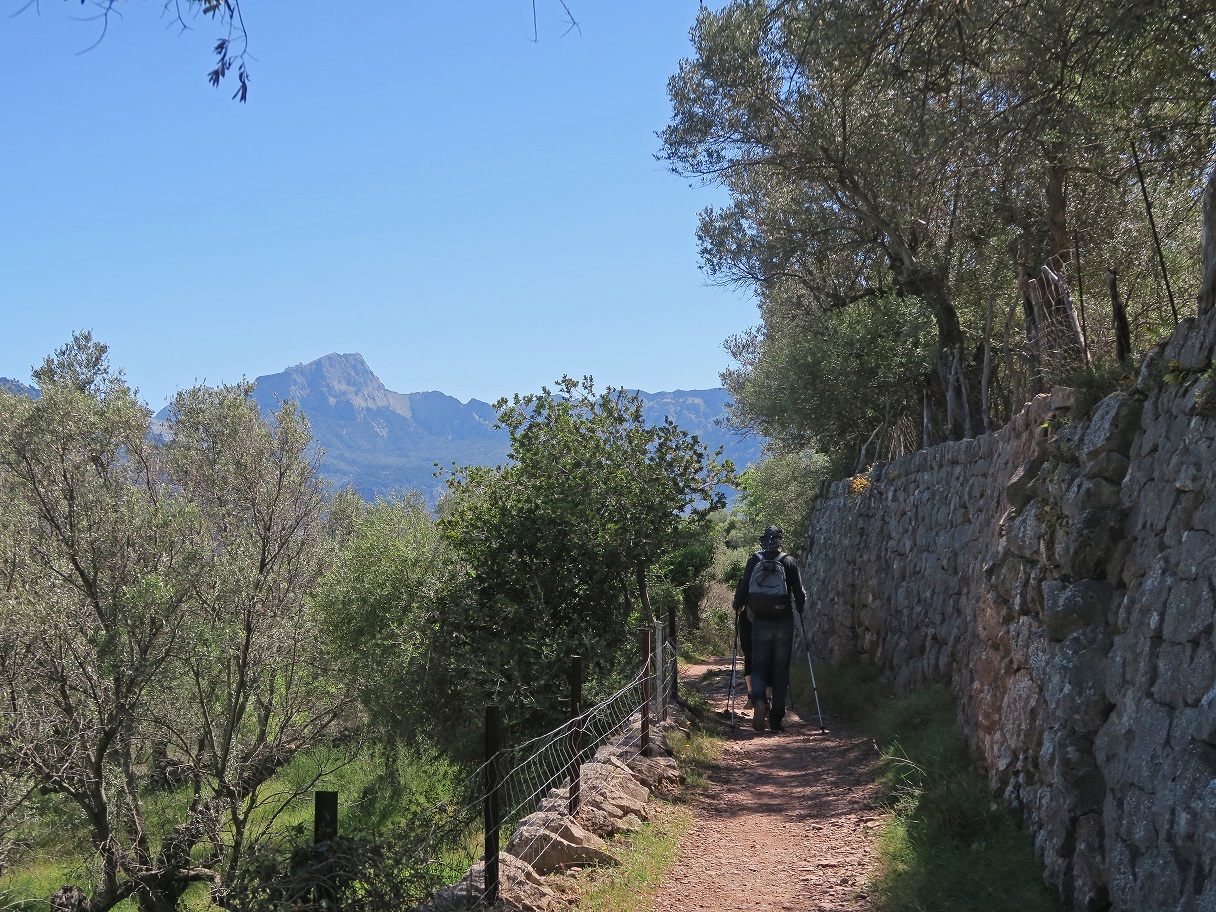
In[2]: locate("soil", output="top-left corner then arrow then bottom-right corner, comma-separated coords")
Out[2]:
646,658 -> 881,912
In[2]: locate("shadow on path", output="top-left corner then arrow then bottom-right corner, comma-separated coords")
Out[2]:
648,658 -> 880,912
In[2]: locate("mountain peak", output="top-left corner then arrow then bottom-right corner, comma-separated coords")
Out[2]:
259,352 -> 395,412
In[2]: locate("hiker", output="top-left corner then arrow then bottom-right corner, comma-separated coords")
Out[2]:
732,525 -> 805,732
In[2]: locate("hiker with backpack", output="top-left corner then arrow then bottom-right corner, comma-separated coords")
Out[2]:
732,525 -> 806,732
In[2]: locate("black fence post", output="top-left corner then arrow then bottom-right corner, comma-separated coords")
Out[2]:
314,791 -> 338,912
568,655 -> 582,816
641,628 -> 651,753
314,791 -> 338,843
484,705 -> 501,905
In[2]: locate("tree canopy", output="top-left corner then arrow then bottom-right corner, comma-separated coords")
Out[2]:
663,0 -> 1216,473
0,333 -> 353,912
439,376 -> 732,731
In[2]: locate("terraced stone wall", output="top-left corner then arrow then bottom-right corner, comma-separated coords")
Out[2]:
801,306 -> 1216,911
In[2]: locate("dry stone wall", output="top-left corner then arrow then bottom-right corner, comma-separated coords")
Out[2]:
802,307 -> 1216,912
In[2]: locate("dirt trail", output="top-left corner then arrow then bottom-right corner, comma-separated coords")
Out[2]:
647,659 -> 880,912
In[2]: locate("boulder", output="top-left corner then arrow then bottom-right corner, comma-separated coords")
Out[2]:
427,852 -> 567,912
1007,457 -> 1046,509
1080,393 -> 1143,462
506,811 -> 616,874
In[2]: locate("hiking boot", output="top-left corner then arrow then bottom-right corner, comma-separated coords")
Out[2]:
751,698 -> 768,731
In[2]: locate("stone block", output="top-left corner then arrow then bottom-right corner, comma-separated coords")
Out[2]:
1173,530 -> 1215,581
1192,496 -> 1216,536
1084,450 -> 1130,483
1007,504 -> 1048,561
1193,682 -> 1216,745
1045,627 -> 1114,733
1106,537 -> 1134,587
1052,387 -> 1078,410
1183,373 -> 1215,416
1168,425 -> 1216,488
1120,785 -> 1159,853
1130,480 -> 1178,535
1153,641 -> 1195,708
1131,848 -> 1185,912
1063,476 -> 1123,518
1043,580 -> 1116,641
1081,393 -> 1144,462
1064,508 -> 1126,581
1134,343 -> 1167,396
1104,832 -> 1137,911
1095,695 -> 1172,793
430,853 -> 561,912
1163,579 -> 1215,644
1007,456 -> 1047,508
1186,642 -> 1215,706
1173,311 -> 1216,370
1070,813 -> 1110,912
1126,555 -> 1171,635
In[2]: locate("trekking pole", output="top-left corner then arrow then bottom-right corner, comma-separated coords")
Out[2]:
798,611 -> 826,733
727,611 -> 740,730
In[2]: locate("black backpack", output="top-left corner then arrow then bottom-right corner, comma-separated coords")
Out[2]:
747,551 -> 791,619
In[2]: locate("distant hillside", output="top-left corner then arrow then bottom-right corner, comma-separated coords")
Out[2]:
0,378 -> 40,399
239,354 -> 761,503
244,353 -> 506,502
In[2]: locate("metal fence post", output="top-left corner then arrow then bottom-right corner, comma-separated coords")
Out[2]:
667,599 -> 679,705
483,705 -> 501,905
653,620 -> 666,722
641,628 -> 651,753
568,655 -> 582,815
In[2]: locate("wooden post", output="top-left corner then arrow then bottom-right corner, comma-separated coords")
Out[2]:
314,791 -> 338,842
1074,232 -> 1089,356
314,791 -> 338,912
1109,268 -> 1133,365
568,655 -> 582,816
483,706 -> 501,905
1131,138 -> 1179,325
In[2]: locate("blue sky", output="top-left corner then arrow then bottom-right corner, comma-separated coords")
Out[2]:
1,1 -> 748,409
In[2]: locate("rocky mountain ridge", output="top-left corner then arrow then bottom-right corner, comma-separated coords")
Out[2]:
7,355 -> 757,503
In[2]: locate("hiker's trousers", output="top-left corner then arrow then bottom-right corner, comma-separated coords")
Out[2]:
748,613 -> 795,725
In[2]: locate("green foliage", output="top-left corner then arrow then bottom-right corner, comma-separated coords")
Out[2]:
736,442 -> 831,540
312,493 -> 463,745
1058,357 -> 1135,418
724,289 -> 938,473
440,376 -> 733,736
791,665 -> 1062,912
0,333 -> 352,912
274,739 -> 462,836
666,0 -> 1215,462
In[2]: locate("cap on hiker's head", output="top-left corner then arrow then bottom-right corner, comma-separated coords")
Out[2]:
761,525 -> 784,550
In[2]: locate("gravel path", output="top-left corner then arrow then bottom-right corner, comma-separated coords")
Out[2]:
647,658 -> 881,912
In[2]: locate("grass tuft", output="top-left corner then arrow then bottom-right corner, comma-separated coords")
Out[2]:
575,804 -> 692,912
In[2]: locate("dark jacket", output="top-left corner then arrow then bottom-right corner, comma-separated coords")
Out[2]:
732,549 -> 806,614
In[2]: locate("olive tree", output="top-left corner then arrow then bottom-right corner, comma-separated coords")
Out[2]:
0,334 -> 353,912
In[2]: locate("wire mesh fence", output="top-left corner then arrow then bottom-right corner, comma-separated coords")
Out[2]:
223,628 -> 678,912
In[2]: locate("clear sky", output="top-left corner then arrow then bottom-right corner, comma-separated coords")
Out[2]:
1,1 -> 749,409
